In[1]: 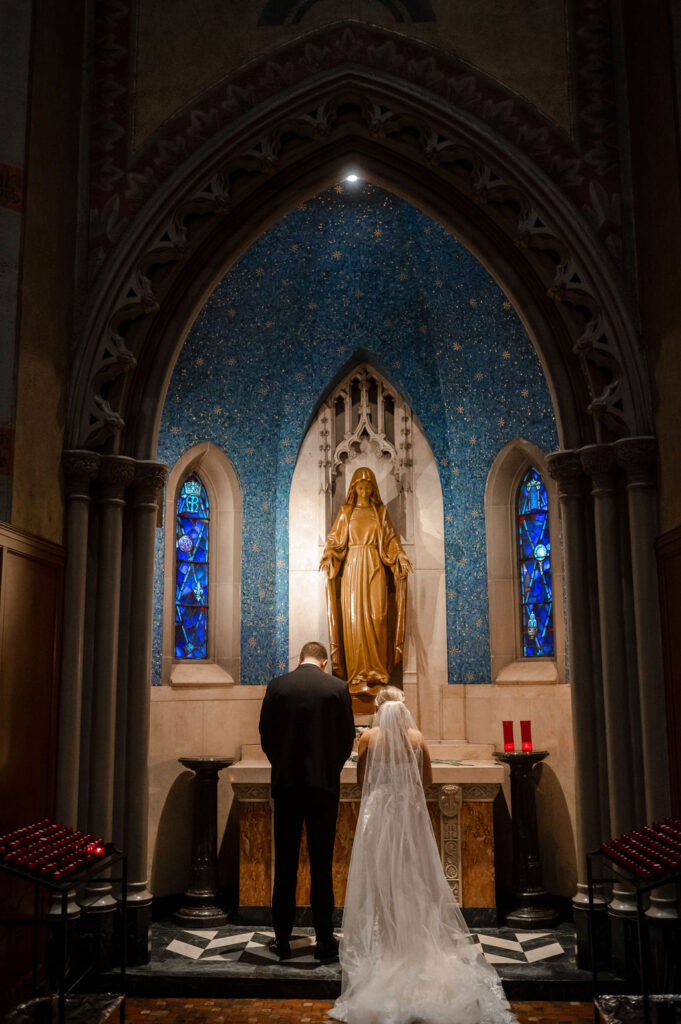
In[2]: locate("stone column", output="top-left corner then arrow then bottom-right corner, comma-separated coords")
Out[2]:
547,450 -> 608,966
580,444 -> 638,836
580,443 -> 640,973
121,461 -> 167,962
81,455 -> 135,913
56,451 -> 100,829
615,438 -> 677,935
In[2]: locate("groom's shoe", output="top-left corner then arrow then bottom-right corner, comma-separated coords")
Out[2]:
314,936 -> 339,963
267,937 -> 291,961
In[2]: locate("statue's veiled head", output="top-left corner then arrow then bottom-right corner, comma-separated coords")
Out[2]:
345,466 -> 382,507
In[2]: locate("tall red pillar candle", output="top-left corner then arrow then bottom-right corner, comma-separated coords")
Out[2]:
520,720 -> 532,751
502,720 -> 515,751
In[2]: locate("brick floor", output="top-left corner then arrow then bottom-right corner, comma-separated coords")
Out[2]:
124,998 -> 596,1023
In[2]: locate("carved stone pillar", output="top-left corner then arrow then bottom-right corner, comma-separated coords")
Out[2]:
120,462 -> 167,959
547,449 -> 609,963
56,451 -> 100,829
580,444 -> 638,836
81,455 -> 135,913
615,438 -> 676,931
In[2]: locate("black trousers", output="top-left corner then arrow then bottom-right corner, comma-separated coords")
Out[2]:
271,787 -> 339,944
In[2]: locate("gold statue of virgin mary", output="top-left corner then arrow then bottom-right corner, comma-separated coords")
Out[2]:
320,467 -> 412,712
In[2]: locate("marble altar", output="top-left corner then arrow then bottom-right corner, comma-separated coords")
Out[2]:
230,748 -> 504,911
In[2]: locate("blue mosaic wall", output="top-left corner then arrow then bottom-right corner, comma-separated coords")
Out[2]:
152,183 -> 558,685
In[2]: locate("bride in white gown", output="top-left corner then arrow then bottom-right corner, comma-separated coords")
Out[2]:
330,687 -> 516,1024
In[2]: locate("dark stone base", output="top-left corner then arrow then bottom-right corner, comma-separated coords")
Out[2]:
574,901 -> 610,972
78,906 -> 118,976
505,904 -> 561,930
609,911 -> 640,981
645,916 -> 681,993
173,906 -> 231,928
118,900 -> 152,966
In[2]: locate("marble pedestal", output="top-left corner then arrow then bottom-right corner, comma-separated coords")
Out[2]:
230,752 -> 504,913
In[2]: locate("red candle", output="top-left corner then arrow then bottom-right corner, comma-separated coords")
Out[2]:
502,721 -> 515,751
520,720 -> 532,751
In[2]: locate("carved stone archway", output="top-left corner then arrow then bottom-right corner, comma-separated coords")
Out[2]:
70,68 -> 649,459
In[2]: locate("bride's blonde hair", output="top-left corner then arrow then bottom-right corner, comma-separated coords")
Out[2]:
375,686 -> 406,709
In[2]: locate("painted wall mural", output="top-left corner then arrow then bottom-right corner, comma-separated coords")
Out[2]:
152,182 -> 557,685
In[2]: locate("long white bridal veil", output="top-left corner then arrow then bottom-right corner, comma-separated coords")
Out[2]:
331,699 -> 515,1024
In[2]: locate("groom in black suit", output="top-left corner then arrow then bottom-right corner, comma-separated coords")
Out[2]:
259,641 -> 355,961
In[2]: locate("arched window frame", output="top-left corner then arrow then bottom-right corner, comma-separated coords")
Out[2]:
484,440 -> 565,684
163,443 -> 242,686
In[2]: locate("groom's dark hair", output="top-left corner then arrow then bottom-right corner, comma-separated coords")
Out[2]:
299,641 -> 328,662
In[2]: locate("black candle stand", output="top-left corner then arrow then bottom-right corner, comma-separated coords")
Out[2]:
173,756 -> 234,928
493,749 -> 560,929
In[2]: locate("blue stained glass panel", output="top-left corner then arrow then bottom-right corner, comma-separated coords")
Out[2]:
175,474 -> 209,658
517,468 -> 554,657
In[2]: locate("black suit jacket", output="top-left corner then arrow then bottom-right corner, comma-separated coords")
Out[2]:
259,663 -> 355,797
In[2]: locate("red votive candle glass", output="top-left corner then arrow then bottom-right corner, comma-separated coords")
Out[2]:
520,720 -> 533,751
502,721 -> 515,751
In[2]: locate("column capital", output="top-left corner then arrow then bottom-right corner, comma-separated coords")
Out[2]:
613,436 -> 657,486
132,461 -> 168,508
98,454 -> 136,502
546,449 -> 584,497
579,443 -> 617,490
62,450 -> 101,500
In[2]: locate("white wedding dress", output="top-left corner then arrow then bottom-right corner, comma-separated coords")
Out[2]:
329,701 -> 516,1024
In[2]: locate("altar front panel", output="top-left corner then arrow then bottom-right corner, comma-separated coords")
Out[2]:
231,761 -> 503,910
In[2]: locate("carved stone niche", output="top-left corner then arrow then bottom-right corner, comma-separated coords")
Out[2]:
288,362 -> 448,737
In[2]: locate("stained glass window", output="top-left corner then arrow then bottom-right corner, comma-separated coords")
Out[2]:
175,474 -> 209,658
517,468 -> 554,657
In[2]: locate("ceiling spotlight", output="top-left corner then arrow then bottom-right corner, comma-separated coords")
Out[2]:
345,173 -> 360,182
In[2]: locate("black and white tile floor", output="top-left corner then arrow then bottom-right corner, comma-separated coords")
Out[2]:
163,925 -> 569,969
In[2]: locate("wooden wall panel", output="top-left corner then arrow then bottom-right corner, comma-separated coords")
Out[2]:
0,522 -> 64,1015
657,524 -> 681,817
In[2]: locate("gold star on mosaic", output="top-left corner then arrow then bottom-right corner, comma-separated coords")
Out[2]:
453,342 -> 461,351
332,250 -> 342,259
448,590 -> 455,599
475,371 -> 483,381
248,447 -> 254,455
393,360 -> 401,369
470,436 -> 477,444
453,467 -> 460,475
384,317 -> 392,327
522,388 -> 529,397
196,357 -> 204,366
266,320 -> 274,328
309,301 -> 317,309
498,416 -> 505,427
260,386 -> 269,395
256,267 -> 264,277
334,184 -> 343,193
253,543 -> 259,552
373,228 -> 382,238
424,227 -> 431,235
290,243 -> 299,251
296,372 -> 304,381
435,279 -> 443,288
171,426 -> 179,434
259,589 -> 266,599
446,514 -> 453,523
282,438 -> 290,446
229,309 -> 236,318
476,618 -> 482,627
502,350 -> 510,359
503,300 -> 511,309
279,661 -> 286,669
449,645 -> 458,655
285,454 -> 293,463
355,288 -> 364,297
469,298 -> 477,306
440,457 -> 449,466
228,357 -> 236,366
467,672 -> 474,681
262,502 -> 269,511
398,272 -> 407,281
277,559 -> 284,568
419,325 -> 428,334
460,556 -> 466,564
278,614 -> 285,622
457,405 -> 464,414
249,637 -> 256,647
338,346 -> 345,354
471,509 -> 479,518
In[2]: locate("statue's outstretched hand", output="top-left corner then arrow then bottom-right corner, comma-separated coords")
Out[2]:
319,554 -> 337,578
394,553 -> 413,579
